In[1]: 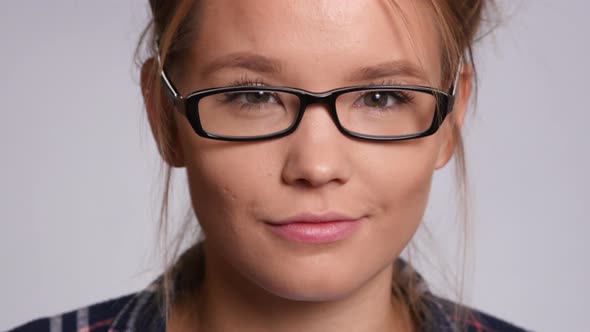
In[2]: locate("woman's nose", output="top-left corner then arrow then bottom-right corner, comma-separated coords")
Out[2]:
280,104 -> 353,188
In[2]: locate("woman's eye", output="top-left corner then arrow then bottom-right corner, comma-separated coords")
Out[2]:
217,90 -> 285,113
362,92 -> 396,108
223,91 -> 279,105
246,92 -> 272,104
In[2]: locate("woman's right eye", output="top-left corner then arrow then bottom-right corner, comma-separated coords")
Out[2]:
224,91 -> 280,105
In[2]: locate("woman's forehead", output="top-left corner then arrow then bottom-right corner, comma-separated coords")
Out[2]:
188,0 -> 441,87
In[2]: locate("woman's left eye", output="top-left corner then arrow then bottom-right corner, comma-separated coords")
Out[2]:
361,92 -> 397,108
244,91 -> 278,104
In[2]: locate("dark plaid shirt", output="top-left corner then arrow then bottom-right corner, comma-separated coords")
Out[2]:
6,249 -> 529,332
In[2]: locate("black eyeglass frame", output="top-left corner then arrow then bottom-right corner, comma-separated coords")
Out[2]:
159,57 -> 462,142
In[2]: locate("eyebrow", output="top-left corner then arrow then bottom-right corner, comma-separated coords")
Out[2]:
201,52 -> 428,84
201,52 -> 283,77
346,61 -> 429,83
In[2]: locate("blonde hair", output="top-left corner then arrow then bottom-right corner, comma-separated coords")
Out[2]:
135,0 -> 497,329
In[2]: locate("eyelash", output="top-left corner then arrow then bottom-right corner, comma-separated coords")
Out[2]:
228,77 -> 409,88
369,79 -> 408,86
221,76 -> 415,110
229,75 -> 269,87
225,76 -> 414,104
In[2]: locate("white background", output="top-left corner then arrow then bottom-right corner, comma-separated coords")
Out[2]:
1,1 -> 588,331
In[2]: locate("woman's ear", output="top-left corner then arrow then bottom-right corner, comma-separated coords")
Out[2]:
435,64 -> 473,169
140,58 -> 186,168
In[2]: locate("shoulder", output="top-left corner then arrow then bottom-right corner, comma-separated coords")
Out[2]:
433,296 -> 530,332
6,293 -> 138,332
6,274 -> 173,332
393,259 -> 530,332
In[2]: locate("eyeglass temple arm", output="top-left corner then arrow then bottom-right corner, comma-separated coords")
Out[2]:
450,58 -> 463,97
156,53 -> 182,101
156,54 -> 184,113
446,58 -> 463,114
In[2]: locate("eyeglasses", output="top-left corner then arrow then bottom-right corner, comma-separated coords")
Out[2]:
159,60 -> 461,142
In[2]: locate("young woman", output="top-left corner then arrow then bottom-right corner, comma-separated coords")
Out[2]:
8,0 -> 528,331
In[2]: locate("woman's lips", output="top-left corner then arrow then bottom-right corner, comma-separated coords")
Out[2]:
265,219 -> 365,244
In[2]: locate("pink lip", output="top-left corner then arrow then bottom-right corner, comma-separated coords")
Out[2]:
266,212 -> 365,244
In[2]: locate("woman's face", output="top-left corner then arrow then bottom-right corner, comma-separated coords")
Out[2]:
162,0 -> 462,301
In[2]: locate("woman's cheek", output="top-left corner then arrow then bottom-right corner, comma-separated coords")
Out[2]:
183,144 -> 270,232
364,145 -> 437,235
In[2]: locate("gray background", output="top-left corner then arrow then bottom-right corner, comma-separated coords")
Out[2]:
0,1 -> 588,331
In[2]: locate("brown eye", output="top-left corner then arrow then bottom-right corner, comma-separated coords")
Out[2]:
246,91 -> 273,104
363,92 -> 389,108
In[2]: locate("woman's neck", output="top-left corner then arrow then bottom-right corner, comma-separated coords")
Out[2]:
167,245 -> 415,332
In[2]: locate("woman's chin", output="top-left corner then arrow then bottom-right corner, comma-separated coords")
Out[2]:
258,276 -> 361,303
244,258 -> 375,303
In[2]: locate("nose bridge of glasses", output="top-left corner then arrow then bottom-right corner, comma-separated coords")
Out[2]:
299,91 -> 337,113
291,92 -> 343,136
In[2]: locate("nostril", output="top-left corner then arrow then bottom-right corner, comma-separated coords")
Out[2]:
293,178 -> 313,188
282,159 -> 349,189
